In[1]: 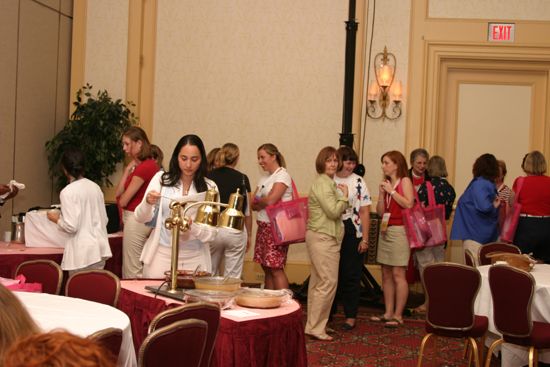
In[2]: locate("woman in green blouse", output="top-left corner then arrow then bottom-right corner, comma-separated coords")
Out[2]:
304,146 -> 349,341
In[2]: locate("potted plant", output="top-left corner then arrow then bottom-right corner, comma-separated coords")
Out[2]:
46,84 -> 137,191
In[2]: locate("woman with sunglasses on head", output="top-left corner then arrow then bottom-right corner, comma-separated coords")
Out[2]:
115,127 -> 160,278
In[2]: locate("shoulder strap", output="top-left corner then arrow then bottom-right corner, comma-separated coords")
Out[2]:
291,180 -> 299,199
514,177 -> 525,202
426,181 -> 436,207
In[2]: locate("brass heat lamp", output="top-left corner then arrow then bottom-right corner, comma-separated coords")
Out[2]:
159,188 -> 245,295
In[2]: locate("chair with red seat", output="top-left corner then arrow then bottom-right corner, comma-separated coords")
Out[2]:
417,262 -> 488,367
139,319 -> 208,367
14,259 -> 63,295
65,269 -> 120,307
88,327 -> 123,362
148,302 -> 220,367
484,265 -> 550,367
479,242 -> 521,266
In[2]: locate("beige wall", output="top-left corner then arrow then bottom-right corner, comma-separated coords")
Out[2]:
0,0 -> 73,232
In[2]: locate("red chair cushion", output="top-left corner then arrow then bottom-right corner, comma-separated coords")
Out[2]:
504,321 -> 550,349
426,315 -> 488,338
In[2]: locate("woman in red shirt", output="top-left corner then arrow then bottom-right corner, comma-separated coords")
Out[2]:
370,151 -> 414,328
115,127 -> 159,278
512,151 -> 550,263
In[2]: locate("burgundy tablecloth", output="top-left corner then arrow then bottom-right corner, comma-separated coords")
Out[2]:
0,236 -> 123,279
118,280 -> 307,367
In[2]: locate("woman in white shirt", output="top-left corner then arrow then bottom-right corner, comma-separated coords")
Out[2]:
251,143 -> 293,290
134,134 -> 218,277
47,147 -> 112,273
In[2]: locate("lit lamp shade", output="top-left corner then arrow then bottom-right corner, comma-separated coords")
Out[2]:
391,80 -> 402,101
368,81 -> 379,101
377,64 -> 394,87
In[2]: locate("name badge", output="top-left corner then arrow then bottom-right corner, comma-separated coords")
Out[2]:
380,212 -> 391,233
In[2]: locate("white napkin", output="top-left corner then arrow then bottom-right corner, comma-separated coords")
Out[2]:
0,180 -> 26,200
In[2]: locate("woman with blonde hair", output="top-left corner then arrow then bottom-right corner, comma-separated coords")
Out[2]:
115,126 -> 160,278
207,143 -> 252,278
305,146 -> 349,341
370,150 -> 414,328
512,150 -> 550,262
0,284 -> 39,363
251,143 -> 293,289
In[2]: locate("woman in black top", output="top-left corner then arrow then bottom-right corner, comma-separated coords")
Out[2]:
207,143 -> 252,278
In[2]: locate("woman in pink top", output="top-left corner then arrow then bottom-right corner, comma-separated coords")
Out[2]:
512,151 -> 550,263
370,151 -> 414,328
115,127 -> 159,278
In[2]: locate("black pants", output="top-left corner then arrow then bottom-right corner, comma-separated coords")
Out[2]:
513,216 -> 550,263
332,219 -> 365,319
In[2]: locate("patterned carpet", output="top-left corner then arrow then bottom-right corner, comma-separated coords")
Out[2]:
304,308 -> 500,367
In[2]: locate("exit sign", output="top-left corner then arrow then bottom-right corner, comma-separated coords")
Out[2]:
488,23 -> 515,42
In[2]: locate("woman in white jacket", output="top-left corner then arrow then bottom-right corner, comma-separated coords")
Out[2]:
134,135 -> 217,277
47,147 -> 112,273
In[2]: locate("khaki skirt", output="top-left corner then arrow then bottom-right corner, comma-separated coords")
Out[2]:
376,225 -> 410,267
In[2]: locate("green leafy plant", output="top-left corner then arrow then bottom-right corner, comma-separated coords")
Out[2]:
46,84 -> 137,191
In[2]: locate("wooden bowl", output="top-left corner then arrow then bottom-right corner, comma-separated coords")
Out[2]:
486,252 -> 535,272
235,288 -> 290,309
164,270 -> 211,289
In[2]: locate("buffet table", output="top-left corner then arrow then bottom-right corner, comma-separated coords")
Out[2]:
118,280 -> 308,367
0,234 -> 123,279
16,291 -> 136,367
474,264 -> 550,367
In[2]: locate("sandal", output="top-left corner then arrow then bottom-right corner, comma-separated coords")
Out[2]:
369,315 -> 391,323
412,306 -> 427,315
384,318 -> 404,328
305,333 -> 334,341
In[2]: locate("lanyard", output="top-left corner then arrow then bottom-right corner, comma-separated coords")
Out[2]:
385,179 -> 401,210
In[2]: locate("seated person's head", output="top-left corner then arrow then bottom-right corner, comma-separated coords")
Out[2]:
0,284 -> 39,362
4,330 -> 116,367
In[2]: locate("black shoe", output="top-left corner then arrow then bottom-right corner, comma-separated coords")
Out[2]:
340,322 -> 355,331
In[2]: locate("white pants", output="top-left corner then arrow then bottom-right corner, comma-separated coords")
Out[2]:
68,260 -> 106,277
122,210 -> 152,279
143,240 -> 212,278
209,227 -> 247,278
414,245 -> 445,280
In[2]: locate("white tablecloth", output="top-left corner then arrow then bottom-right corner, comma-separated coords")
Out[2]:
474,264 -> 550,367
24,210 -> 69,248
16,291 -> 137,367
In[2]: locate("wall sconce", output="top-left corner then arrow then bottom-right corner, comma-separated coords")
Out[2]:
367,46 -> 402,120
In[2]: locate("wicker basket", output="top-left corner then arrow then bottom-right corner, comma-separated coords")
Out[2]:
486,252 -> 535,272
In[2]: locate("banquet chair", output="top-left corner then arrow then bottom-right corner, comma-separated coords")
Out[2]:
148,302 -> 220,367
65,269 -> 120,307
464,249 -> 475,267
14,259 -> 63,295
138,319 -> 208,367
484,265 -> 550,367
88,327 -> 123,362
417,262 -> 488,367
479,242 -> 521,266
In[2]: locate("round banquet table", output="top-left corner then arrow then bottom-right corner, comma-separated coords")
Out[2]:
474,264 -> 550,367
118,279 -> 308,367
16,291 -> 137,367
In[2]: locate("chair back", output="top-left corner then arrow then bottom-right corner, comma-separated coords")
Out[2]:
65,269 -> 120,307
138,319 -> 208,367
14,259 -> 63,295
489,264 -> 534,337
423,262 -> 481,330
464,249 -> 475,267
88,327 -> 123,362
148,302 -> 220,367
479,242 -> 521,265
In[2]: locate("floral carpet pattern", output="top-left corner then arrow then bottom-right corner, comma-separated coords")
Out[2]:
305,312 -> 499,367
